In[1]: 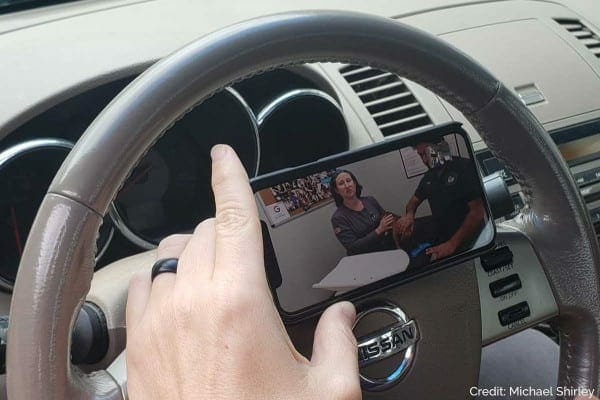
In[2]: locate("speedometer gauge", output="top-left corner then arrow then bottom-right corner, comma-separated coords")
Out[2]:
112,87 -> 259,248
0,139 -> 114,291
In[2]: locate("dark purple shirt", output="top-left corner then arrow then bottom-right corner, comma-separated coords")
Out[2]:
331,196 -> 396,256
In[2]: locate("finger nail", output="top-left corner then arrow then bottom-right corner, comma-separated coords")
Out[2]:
338,301 -> 356,326
211,144 -> 229,161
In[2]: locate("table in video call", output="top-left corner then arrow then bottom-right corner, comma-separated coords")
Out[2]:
312,249 -> 410,292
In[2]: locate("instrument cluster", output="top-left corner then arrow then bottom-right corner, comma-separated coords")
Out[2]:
0,67 -> 349,290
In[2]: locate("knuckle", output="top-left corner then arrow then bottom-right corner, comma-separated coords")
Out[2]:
215,200 -> 256,233
225,284 -> 257,310
211,283 -> 261,323
158,234 -> 184,247
157,234 -> 189,253
194,217 -> 215,234
128,271 -> 148,291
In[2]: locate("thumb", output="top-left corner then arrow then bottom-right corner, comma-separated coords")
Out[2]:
311,301 -> 358,372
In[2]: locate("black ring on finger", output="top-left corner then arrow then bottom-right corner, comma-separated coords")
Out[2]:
151,258 -> 178,282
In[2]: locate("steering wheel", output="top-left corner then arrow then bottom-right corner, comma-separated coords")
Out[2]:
6,10 -> 600,399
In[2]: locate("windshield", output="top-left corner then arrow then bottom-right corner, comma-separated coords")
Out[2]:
0,0 -> 82,14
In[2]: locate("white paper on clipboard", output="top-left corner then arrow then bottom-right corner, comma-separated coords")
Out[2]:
400,147 -> 428,178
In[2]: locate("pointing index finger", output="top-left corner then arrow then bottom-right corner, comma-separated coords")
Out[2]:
210,145 -> 265,285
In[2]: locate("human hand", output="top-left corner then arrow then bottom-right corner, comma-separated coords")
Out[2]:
126,144 -> 361,400
394,215 -> 415,238
376,213 -> 395,235
426,240 -> 458,261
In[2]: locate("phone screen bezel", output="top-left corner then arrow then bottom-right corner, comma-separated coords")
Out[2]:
251,122 -> 496,323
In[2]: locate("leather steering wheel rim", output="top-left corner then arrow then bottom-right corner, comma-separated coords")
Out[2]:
7,10 -> 600,399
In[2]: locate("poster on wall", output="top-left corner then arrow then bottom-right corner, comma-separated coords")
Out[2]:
400,134 -> 461,178
257,169 -> 338,227
264,202 -> 291,225
400,147 -> 429,178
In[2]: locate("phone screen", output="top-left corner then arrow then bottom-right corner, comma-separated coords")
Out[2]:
252,125 -> 494,317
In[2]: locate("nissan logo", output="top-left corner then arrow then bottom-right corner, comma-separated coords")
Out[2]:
353,302 -> 420,391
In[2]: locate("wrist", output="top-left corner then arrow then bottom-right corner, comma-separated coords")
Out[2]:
375,227 -> 382,235
447,238 -> 459,250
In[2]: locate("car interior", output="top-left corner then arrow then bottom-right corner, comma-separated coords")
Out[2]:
0,0 -> 600,398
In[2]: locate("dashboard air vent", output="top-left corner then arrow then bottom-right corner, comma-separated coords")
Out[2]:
339,65 -> 433,137
555,18 -> 600,59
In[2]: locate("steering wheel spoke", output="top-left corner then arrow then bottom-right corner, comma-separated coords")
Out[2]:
477,224 -> 558,345
106,351 -> 127,400
70,367 -> 124,400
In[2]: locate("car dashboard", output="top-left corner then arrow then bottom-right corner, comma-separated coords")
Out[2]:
0,0 -> 599,396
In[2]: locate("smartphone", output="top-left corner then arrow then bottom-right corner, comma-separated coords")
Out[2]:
251,122 -> 495,322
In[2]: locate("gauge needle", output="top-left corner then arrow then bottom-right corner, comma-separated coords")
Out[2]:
121,164 -> 152,193
10,205 -> 23,256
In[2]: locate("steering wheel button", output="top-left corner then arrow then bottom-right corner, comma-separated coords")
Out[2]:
480,246 -> 513,272
489,274 -> 522,298
498,302 -> 531,326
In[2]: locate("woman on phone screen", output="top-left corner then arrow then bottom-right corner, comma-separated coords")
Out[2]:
330,169 -> 396,256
